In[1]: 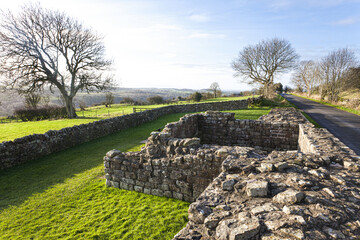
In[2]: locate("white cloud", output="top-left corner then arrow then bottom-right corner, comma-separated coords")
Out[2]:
188,13 -> 211,22
332,16 -> 359,25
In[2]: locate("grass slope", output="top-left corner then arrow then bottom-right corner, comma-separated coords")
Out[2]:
0,108 -> 269,240
292,93 -> 360,116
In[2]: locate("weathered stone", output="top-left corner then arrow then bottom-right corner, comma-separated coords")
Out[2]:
188,203 -> 212,224
216,214 -> 260,240
309,169 -> 327,179
258,162 -> 274,173
134,186 -> 143,192
282,206 -> 304,215
280,228 -> 305,239
323,227 -> 346,239
183,138 -> 201,147
343,161 -> 360,172
264,219 -> 286,231
330,175 -> 346,185
246,180 -> 268,197
273,189 -> 305,204
251,203 -> 279,215
216,148 -> 229,158
222,179 -> 237,191
106,149 -> 122,158
274,161 -> 288,171
322,187 -> 336,198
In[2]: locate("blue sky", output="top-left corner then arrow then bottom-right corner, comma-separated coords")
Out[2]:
2,0 -> 360,91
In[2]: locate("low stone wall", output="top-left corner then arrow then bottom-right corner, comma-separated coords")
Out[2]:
0,98 -> 253,170
197,112 -> 299,151
104,110 -> 301,202
104,144 -> 232,202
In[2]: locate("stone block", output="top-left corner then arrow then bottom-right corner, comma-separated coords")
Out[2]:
173,192 -> 183,200
134,186 -> 143,192
106,149 -> 122,158
164,191 -> 172,198
273,189 -> 305,204
143,188 -> 151,195
246,180 -> 268,197
216,214 -> 260,240
151,189 -> 164,197
222,179 -> 237,191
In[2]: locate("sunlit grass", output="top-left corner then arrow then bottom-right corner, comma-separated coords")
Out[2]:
0,108 -> 269,240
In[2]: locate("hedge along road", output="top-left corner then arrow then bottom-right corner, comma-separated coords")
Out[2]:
282,94 -> 360,156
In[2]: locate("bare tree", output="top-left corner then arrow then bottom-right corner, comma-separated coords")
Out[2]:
344,67 -> 360,90
209,82 -> 221,98
0,4 -> 113,118
104,92 -> 114,107
291,60 -> 320,96
24,93 -> 42,108
320,48 -> 357,102
232,38 -> 298,98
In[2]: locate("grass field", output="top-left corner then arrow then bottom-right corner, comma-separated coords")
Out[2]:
0,108 -> 270,240
0,96 -> 255,142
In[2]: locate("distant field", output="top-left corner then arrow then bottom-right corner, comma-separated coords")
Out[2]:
0,108 -> 269,240
0,96 -> 255,142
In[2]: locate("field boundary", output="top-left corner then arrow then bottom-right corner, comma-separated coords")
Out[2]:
0,98 -> 259,170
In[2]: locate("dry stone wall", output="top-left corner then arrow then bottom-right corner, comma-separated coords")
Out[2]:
0,98 -> 253,170
104,107 -> 360,240
104,109 -> 301,202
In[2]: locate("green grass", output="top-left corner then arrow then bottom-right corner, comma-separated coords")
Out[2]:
0,113 -> 191,240
0,108 -> 269,240
301,112 -> 322,128
0,118 -> 100,142
223,107 -> 271,119
292,93 -> 360,116
0,96 -> 254,142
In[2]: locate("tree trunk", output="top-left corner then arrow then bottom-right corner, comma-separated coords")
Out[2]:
64,96 -> 77,118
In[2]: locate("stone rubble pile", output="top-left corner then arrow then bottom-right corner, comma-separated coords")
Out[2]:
174,149 -> 360,239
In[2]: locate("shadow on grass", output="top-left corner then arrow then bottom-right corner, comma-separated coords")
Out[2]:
0,112 -> 190,211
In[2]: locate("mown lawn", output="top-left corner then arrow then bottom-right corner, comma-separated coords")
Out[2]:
0,96 -> 255,142
0,108 -> 269,240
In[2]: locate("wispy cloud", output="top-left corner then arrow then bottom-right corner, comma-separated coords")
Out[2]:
188,13 -> 211,22
269,0 -> 293,10
187,33 -> 225,39
332,16 -> 359,25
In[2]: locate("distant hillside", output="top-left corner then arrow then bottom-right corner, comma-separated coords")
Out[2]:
0,87 -> 241,117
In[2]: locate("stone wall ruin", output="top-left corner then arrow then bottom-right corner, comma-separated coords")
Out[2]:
104,108 -> 360,239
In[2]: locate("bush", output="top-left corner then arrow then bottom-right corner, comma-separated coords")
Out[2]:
189,92 -> 202,102
120,97 -> 135,104
14,105 -> 68,121
147,96 -> 164,105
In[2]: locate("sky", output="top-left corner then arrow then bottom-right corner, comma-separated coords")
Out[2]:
1,0 -> 360,91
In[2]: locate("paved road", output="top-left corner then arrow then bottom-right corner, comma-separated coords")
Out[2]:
282,94 -> 360,156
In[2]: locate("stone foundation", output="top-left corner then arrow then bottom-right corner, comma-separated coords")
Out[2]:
104,108 -> 360,239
